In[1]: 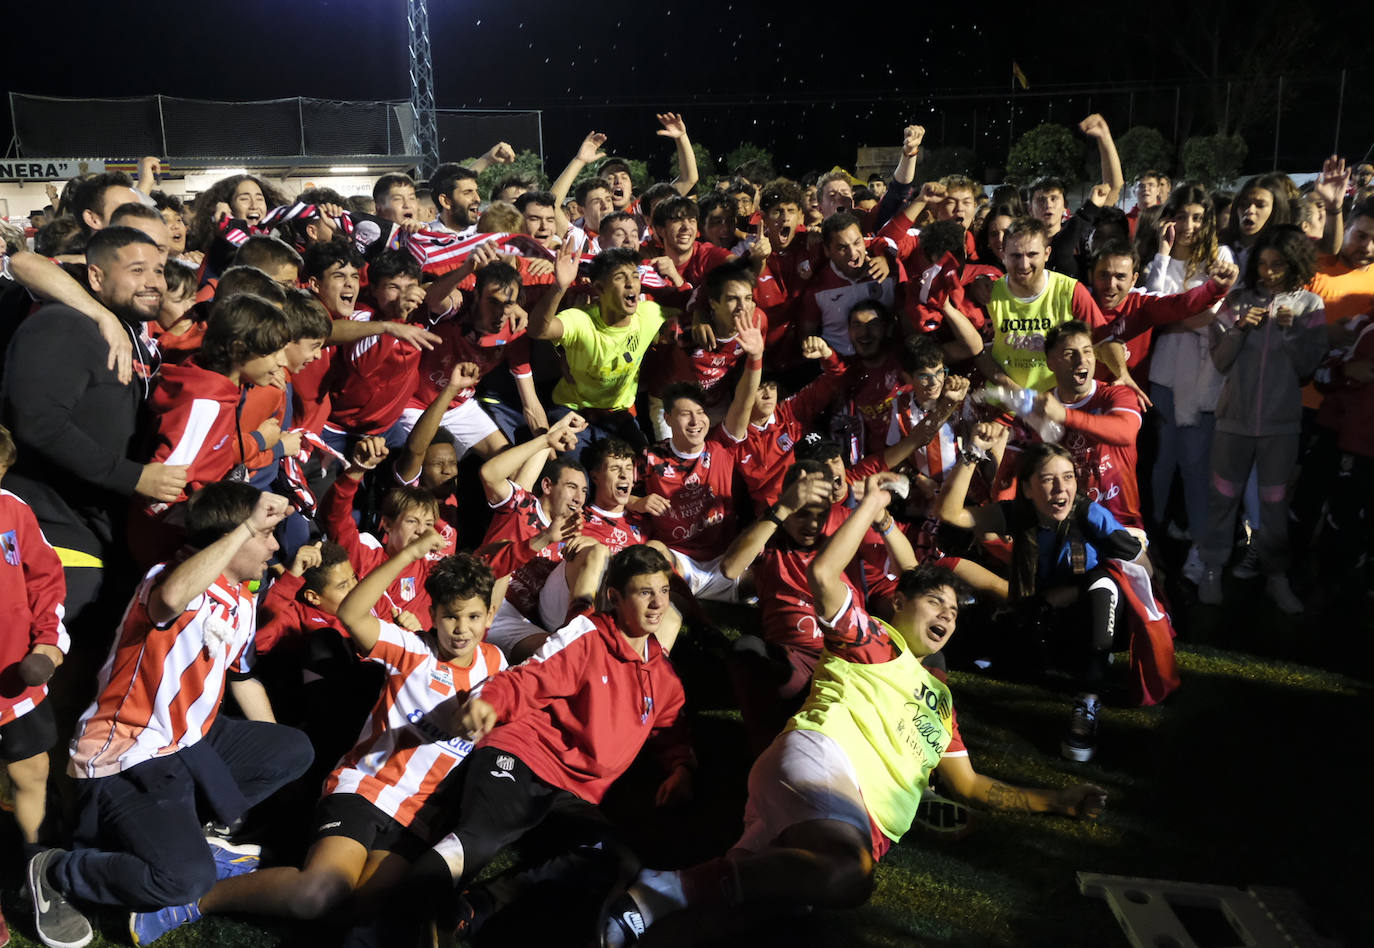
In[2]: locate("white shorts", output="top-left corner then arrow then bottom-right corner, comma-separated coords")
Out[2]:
483,600 -> 547,657
733,728 -> 871,854
669,551 -> 742,603
398,400 -> 499,458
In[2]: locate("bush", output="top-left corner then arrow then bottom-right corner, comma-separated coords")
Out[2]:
470,150 -> 547,199
724,143 -> 775,181
1181,134 -> 1248,189
1006,123 -> 1083,185
1113,126 -> 1174,182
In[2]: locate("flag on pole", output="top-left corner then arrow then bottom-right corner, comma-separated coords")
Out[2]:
1012,61 -> 1029,90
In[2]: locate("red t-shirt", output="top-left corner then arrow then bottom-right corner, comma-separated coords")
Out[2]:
408,317 -> 532,412
844,353 -> 906,458
327,330 -> 424,435
1059,381 -> 1144,528
580,504 -> 645,554
640,433 -> 740,560
480,481 -> 561,619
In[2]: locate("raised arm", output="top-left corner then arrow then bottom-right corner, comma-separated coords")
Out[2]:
720,472 -> 831,580
809,472 -> 903,620
723,315 -> 764,441
1079,114 -> 1123,207
469,141 -> 516,175
527,236 -> 580,341
147,492 -> 289,625
550,132 -> 608,222
336,528 -> 447,653
939,299 -> 985,361
935,421 -> 1008,533
883,374 -> 969,470
657,113 -> 698,196
478,412 -> 584,504
1313,155 -> 1350,256
397,363 -> 482,484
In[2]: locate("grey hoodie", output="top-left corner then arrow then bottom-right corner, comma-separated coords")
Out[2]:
1209,286 -> 1327,437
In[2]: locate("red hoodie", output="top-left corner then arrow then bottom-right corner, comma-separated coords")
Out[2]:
475,611 -> 693,803
0,489 -> 69,726
146,359 -> 243,503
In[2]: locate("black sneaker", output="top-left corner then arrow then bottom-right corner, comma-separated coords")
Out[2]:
600,891 -> 648,948
27,848 -> 93,948
1061,697 -> 1100,762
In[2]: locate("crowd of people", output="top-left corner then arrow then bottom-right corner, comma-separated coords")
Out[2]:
0,108 -> 1369,947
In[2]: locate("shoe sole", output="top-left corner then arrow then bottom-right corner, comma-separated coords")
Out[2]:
1061,742 -> 1096,762
205,836 -> 262,858
28,852 -> 92,948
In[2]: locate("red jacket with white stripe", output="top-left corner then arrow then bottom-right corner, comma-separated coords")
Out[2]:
476,611 -> 692,803
0,489 -> 69,725
145,360 -> 242,502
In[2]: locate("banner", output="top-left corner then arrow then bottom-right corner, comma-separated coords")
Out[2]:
0,159 -> 106,183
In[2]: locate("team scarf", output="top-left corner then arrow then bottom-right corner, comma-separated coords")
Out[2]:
277,430 -> 347,516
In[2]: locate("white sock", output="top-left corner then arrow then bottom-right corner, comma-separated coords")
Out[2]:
629,868 -> 687,925
431,833 -> 465,883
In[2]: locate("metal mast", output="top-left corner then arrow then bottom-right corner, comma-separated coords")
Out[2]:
407,0 -> 439,179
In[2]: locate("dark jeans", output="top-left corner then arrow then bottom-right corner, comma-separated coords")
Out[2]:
51,715 -> 312,909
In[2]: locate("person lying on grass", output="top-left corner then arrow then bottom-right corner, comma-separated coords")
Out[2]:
603,471 -> 1107,946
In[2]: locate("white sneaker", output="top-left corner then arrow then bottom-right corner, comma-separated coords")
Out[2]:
1198,568 -> 1223,605
1265,575 -> 1303,615
1182,546 -> 1205,584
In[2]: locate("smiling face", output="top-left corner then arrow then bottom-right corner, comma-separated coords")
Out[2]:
594,264 -> 641,321
541,468 -> 588,520
666,395 -> 709,452
657,213 -> 698,257
1090,253 -> 1138,310
383,504 -> 437,555
608,570 -> 672,640
894,583 -> 959,657
593,453 -> 636,510
236,347 -> 289,388
701,205 -> 734,247
1046,331 -> 1095,399
432,594 -> 495,664
1171,203 -> 1207,249
910,363 -> 947,408
1002,232 -> 1048,295
310,262 -> 360,317
848,305 -> 889,361
89,241 -> 166,322
231,180 -> 268,226
1024,453 -> 1077,524
283,336 -> 326,373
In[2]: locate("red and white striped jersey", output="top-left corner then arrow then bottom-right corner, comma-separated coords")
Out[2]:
68,564 -> 257,779
323,622 -> 506,833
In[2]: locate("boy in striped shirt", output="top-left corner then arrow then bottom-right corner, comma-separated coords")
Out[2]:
129,533 -> 508,944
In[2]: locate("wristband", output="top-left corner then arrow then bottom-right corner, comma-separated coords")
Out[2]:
959,442 -> 990,466
763,508 -> 786,528
877,516 -> 896,535
748,357 -> 763,370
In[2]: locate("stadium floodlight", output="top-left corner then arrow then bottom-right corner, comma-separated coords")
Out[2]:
329,166 -> 371,174
408,0 -> 440,179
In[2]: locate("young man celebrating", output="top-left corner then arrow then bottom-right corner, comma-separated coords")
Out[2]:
424,545 -> 694,941
29,485 -> 312,948
977,217 -> 1106,392
604,477 -> 1106,946
799,212 -> 897,357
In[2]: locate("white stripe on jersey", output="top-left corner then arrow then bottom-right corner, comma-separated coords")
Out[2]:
165,398 -> 225,467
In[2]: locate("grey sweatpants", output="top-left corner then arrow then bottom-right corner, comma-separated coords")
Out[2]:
1200,430 -> 1298,574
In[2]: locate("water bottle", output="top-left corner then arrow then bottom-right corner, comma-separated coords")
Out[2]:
974,384 -> 1064,444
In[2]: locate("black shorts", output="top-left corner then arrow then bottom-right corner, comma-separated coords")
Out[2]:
0,699 -> 57,763
311,792 -> 430,861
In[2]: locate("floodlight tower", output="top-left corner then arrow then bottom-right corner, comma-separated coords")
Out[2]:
407,0 -> 440,179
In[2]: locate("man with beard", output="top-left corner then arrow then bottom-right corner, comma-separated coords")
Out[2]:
429,164 -> 484,238
2,227 -> 184,736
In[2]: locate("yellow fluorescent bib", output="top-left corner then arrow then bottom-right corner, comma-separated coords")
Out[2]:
988,270 -> 1081,391
789,618 -> 953,841
553,301 -> 665,410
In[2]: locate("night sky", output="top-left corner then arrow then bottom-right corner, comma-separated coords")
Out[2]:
2,1 -> 1364,181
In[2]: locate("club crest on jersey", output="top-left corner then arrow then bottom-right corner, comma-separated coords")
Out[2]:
1,530 -> 19,566
400,577 -> 417,601
428,666 -> 454,695
495,755 -> 515,772
777,432 -> 794,453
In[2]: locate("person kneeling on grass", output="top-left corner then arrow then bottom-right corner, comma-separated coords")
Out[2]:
28,485 -> 312,948
603,472 -> 1106,947
127,533 -> 514,944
